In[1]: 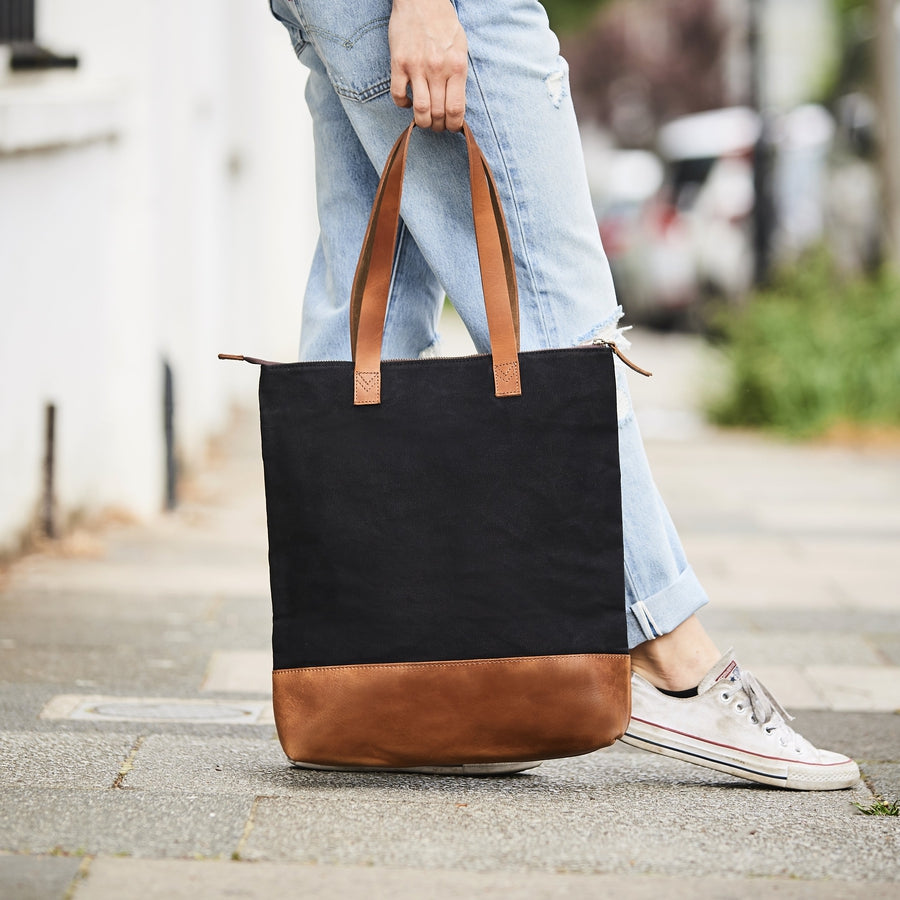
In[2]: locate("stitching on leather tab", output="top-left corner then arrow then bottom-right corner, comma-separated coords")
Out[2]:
493,361 -> 521,396
354,371 -> 381,404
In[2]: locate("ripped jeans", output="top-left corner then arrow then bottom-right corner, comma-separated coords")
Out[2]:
268,0 -> 710,648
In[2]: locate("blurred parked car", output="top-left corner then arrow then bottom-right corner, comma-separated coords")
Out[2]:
587,105 -> 842,327
584,137 -> 697,325
657,106 -> 760,304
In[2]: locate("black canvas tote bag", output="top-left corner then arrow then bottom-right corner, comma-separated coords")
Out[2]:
223,123 -> 631,768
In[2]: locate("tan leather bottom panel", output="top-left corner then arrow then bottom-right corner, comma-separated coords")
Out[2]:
272,654 -> 631,768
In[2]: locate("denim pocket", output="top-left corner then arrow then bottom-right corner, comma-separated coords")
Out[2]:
285,2 -> 393,103
308,16 -> 392,102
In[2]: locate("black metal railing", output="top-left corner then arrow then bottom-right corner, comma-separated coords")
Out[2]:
0,0 -> 36,44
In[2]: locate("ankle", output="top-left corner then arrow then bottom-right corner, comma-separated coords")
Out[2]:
630,615 -> 721,692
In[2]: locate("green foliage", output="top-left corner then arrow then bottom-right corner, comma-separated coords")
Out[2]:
832,0 -> 868,24
706,253 -> 900,438
854,798 -> 900,816
540,0 -> 608,34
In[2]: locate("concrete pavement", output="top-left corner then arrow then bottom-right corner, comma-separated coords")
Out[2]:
1,324 -> 898,897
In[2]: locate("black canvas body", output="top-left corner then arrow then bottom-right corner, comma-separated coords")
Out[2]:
259,345 -> 627,670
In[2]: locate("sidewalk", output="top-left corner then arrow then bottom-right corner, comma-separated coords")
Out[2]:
1,326 -> 898,898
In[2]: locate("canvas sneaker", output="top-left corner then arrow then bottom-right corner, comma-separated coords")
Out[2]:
620,650 -> 860,790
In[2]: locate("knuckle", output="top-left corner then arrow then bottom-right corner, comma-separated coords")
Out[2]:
449,55 -> 468,75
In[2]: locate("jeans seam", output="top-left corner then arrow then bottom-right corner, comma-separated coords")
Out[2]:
333,80 -> 392,103
466,54 -> 556,348
303,16 -> 390,50
623,553 -> 640,610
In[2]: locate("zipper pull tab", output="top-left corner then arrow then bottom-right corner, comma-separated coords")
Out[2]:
592,341 -> 652,377
217,353 -> 277,366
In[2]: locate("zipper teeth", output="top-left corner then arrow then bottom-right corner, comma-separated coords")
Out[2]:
268,345 -> 616,367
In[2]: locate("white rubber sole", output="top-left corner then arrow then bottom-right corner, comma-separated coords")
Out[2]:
289,759 -> 543,776
620,721 -> 859,791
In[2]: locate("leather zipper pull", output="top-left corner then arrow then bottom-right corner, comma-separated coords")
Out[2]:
593,341 -> 652,377
217,353 -> 278,366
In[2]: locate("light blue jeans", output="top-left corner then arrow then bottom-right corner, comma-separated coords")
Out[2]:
268,0 -> 709,648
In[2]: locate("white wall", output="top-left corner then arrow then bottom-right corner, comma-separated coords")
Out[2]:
0,0 -> 317,554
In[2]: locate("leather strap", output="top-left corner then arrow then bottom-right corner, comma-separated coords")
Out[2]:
351,123 -> 521,404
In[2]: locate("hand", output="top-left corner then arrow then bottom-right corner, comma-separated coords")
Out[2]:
388,0 -> 468,132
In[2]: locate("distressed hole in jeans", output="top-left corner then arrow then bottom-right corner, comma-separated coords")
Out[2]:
577,309 -> 634,425
544,68 -> 567,108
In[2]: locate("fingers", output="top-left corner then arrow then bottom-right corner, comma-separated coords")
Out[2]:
389,68 -> 412,110
388,0 -> 468,132
411,74 -> 435,130
390,64 -> 464,133
390,66 -> 453,132
444,71 -> 466,133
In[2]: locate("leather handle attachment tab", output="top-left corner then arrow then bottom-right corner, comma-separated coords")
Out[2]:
350,123 -> 521,405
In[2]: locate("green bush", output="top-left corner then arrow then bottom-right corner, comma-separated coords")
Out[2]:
706,253 -> 900,438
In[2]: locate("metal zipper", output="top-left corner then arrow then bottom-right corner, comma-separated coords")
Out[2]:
219,342 -> 651,376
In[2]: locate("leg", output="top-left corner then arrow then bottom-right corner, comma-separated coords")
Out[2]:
270,0 -> 445,362
272,0 -> 709,648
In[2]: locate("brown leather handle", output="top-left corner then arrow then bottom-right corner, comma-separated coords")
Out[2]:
350,123 -> 521,405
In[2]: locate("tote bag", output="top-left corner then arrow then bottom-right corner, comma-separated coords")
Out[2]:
224,123 -> 631,768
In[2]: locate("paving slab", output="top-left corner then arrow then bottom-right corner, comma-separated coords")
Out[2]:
238,782 -> 893,880
711,633 -> 884,667
121,734 -> 287,794
0,854 -> 83,900
0,732 -> 138,790
69,857 -> 900,900
807,665 -> 900,712
201,650 -> 271,694
875,635 -> 900,666
0,788 -> 252,858
860,763 -> 900,805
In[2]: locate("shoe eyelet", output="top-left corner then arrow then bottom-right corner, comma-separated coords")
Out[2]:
720,692 -> 731,702
750,716 -> 758,724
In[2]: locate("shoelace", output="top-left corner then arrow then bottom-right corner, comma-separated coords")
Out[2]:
724,668 -> 812,752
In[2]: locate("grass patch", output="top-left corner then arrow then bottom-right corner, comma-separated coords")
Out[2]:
853,798 -> 900,816
705,253 -> 900,438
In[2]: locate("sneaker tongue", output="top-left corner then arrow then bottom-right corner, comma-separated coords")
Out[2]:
698,649 -> 740,694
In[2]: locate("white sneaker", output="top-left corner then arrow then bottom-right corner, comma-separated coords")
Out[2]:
620,650 -> 860,790
290,760 -> 542,776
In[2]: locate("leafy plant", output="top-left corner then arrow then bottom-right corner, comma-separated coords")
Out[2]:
706,252 -> 900,438
540,0 -> 608,33
854,799 -> 900,816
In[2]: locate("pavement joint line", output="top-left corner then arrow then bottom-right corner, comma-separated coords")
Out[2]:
234,796 -> 266,861
64,856 -> 93,900
111,736 -> 145,790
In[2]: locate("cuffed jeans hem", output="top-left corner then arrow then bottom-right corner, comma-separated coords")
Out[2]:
626,565 -> 710,649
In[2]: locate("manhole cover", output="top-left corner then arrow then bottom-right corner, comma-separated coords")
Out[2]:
90,702 -> 251,720
39,695 -> 273,724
